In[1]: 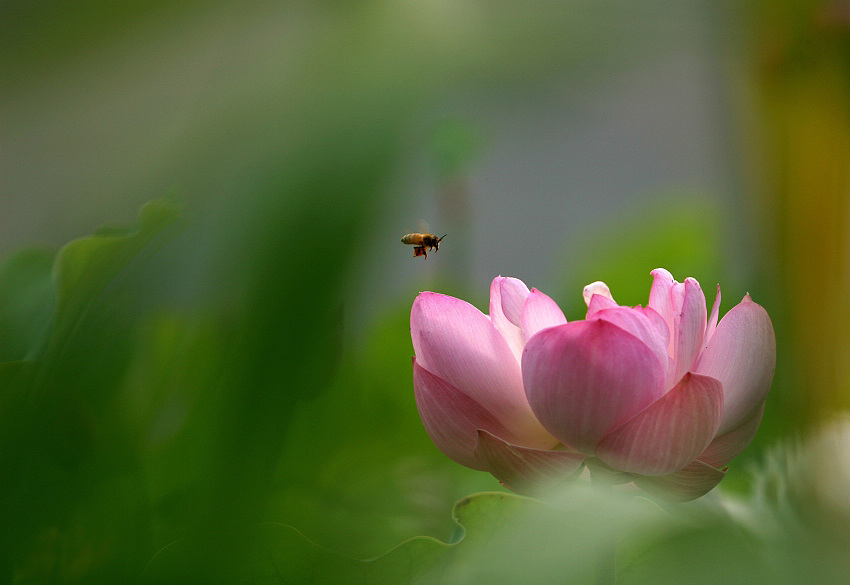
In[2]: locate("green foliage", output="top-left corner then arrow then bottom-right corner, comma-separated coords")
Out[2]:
138,469 -> 850,585
0,200 -> 183,584
139,491 -> 538,584
51,200 -> 181,336
266,302 -> 500,558
0,249 -> 55,361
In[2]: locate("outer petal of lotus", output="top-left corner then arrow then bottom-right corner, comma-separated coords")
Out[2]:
594,372 -> 723,475
489,276 -> 530,362
698,404 -> 765,468
520,288 -> 567,341
632,459 -> 727,502
412,291 -> 555,447
413,358 -> 517,470
523,319 -> 667,454
695,295 -> 776,434
474,429 -> 584,494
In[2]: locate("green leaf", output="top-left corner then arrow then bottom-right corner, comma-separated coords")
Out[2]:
0,200 -> 183,584
0,248 -> 55,361
267,303 -> 503,559
50,199 -> 182,337
138,491 -> 538,584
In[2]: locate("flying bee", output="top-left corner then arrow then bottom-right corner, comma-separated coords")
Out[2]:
401,232 -> 445,259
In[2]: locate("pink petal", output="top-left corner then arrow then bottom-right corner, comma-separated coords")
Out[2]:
588,306 -> 671,385
412,292 -> 523,420
632,459 -> 727,502
695,296 -> 775,433
520,288 -> 567,340
704,284 -> 721,348
413,359 -> 515,470
497,277 -> 530,326
522,320 -> 667,453
489,277 -> 528,361
647,268 -> 676,335
582,281 -> 614,307
585,293 -> 619,318
698,404 -> 765,468
672,278 -> 707,383
474,429 -> 584,494
595,373 -> 723,475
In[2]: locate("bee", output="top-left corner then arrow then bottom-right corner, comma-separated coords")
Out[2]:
401,233 -> 445,259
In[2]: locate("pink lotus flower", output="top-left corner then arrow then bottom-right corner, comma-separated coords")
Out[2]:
411,269 -> 775,500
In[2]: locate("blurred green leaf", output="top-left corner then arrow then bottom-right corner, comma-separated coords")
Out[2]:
139,491 -> 537,584
266,302 -> 502,558
0,249 -> 55,361
50,199 -> 182,338
0,200 -> 183,584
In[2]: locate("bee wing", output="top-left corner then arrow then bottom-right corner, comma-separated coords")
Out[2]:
417,219 -> 431,234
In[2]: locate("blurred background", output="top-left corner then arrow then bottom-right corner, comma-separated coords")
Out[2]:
1,0 -> 848,583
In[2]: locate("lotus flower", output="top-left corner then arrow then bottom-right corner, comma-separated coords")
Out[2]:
411,269 -> 775,500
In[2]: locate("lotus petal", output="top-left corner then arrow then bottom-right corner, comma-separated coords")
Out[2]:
497,277 -> 530,327
698,404 -> 765,468
583,281 -> 614,307
489,277 -> 528,361
585,293 -> 619,318
704,284 -> 721,348
523,319 -> 667,453
521,288 -> 567,341
413,358 -> 515,470
474,429 -> 584,494
595,373 -> 723,475
412,292 -> 528,427
589,306 -> 672,385
648,268 -> 676,336
670,278 -> 707,383
696,296 -> 775,433
632,459 -> 727,502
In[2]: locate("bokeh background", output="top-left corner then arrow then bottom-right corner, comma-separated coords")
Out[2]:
1,0 -> 848,583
